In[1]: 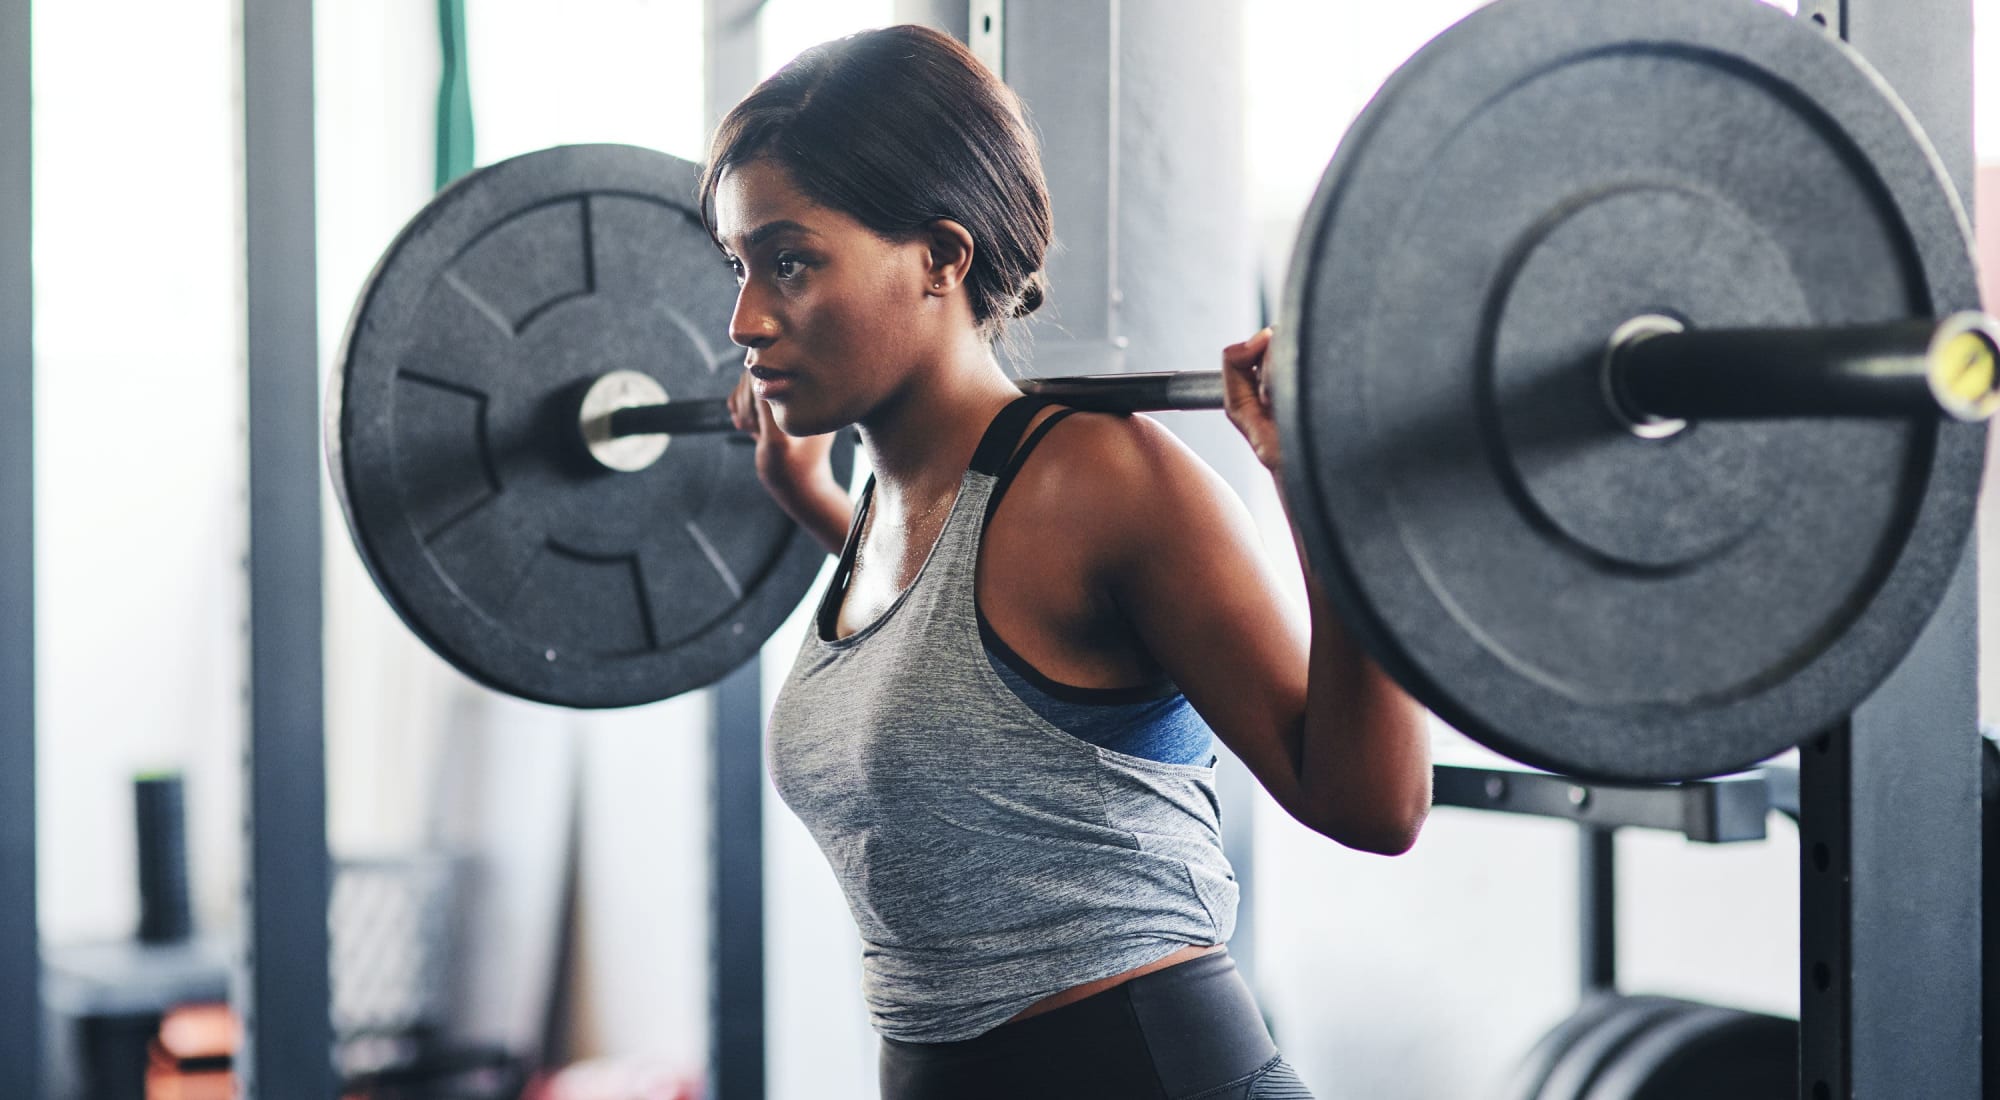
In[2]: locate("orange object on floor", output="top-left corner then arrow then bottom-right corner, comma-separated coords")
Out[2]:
522,1058 -> 703,1100
145,1002 -> 236,1100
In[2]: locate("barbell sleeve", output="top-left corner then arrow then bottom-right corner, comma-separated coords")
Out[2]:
1609,311 -> 2000,426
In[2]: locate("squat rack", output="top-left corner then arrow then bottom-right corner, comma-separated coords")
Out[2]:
1793,2 -> 1982,1095
2,0 -> 36,1094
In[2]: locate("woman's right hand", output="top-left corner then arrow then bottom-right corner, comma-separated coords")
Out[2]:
727,367 -> 836,494
727,368 -> 851,554
1221,327 -> 1282,473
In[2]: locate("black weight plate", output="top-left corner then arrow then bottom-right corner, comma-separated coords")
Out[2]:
1274,0 -> 1985,781
1494,992 -> 1645,1100
1536,997 -> 1700,1100
1581,1005 -> 1796,1100
328,144 -> 854,708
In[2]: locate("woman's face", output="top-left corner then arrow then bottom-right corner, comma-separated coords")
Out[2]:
713,158 -> 938,436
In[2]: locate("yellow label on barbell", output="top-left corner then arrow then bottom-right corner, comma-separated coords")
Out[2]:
1935,329 -> 1999,413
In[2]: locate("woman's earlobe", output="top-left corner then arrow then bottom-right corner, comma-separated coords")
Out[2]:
924,217 -> 976,295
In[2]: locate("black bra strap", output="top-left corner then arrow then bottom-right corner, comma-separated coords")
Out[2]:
968,396 -> 1054,476
984,407 -> 1080,524
815,475 -> 875,640
818,397 -> 1068,641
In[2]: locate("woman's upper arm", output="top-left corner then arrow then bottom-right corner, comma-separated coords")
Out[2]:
1071,416 -> 1322,814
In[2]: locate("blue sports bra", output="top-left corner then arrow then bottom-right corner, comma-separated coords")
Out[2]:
975,405 -> 1215,767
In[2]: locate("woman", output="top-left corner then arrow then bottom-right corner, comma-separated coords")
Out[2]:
704,24 -> 1429,1100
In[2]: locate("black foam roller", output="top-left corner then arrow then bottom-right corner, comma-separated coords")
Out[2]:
134,773 -> 192,944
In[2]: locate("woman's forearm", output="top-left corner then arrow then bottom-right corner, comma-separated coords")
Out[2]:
1283,480 -> 1432,854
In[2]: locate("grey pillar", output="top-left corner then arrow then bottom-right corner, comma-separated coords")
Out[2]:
706,0 -> 761,136
1795,3 -> 1981,1097
1,0 -> 36,1093
704,7 -> 767,1098
241,0 -> 333,1096
998,0 -> 1262,984
892,0 -> 970,40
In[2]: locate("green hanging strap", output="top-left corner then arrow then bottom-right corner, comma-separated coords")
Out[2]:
435,0 -> 475,190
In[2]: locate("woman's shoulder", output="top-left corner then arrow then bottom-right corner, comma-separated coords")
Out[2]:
1001,408 -> 1242,541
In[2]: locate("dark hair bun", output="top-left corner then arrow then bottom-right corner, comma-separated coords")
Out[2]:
1012,273 -> 1047,319
701,25 -> 1053,340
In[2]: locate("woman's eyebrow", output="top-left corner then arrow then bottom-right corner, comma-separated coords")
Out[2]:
744,219 -> 818,248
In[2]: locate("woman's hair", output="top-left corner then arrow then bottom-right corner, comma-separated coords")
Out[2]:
699,24 -> 1052,338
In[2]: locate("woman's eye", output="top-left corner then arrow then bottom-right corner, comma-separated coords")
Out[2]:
775,255 -> 803,279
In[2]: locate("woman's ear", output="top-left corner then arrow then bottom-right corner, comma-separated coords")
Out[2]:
923,219 -> 976,295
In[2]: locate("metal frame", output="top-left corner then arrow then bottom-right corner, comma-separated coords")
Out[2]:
709,663 -> 765,1100
241,0 -> 333,1096
1431,764 -> 1777,842
1578,827 -> 1616,998
1799,576 -> 1982,1098
1,0 -> 36,1092
1796,4 -> 1982,1096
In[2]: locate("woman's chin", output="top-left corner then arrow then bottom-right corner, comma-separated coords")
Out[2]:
770,404 -> 845,438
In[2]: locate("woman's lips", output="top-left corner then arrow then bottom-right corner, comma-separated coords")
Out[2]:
748,365 -> 793,399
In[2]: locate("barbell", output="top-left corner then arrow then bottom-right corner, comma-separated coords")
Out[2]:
326,0 -> 1992,782
577,315 -> 2000,469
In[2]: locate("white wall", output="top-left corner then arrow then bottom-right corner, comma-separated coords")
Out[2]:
33,0 -> 246,943
317,0 -> 459,869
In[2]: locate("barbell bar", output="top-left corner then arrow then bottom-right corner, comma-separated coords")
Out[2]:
581,312 -> 2000,473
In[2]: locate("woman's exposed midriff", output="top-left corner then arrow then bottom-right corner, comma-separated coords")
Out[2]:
1004,942 -> 1226,1023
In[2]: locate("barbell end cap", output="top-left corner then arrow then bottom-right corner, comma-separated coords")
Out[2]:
1926,311 -> 2000,423
580,369 -> 672,472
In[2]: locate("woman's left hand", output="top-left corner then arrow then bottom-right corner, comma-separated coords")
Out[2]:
1221,327 -> 1281,472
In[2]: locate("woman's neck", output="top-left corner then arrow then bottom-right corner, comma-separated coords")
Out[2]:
857,333 -> 1020,502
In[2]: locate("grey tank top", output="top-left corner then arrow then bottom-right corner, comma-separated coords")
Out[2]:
767,398 -> 1239,1043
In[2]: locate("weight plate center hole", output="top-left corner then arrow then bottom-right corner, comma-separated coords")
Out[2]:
1601,313 -> 1689,441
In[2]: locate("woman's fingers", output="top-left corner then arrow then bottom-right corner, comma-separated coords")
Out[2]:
754,390 -> 781,440
1221,326 -> 1272,370
728,369 -> 757,435
1222,327 -> 1282,471
1222,328 -> 1273,403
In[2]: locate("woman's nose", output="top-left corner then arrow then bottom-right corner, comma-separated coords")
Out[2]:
729,285 -> 776,349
